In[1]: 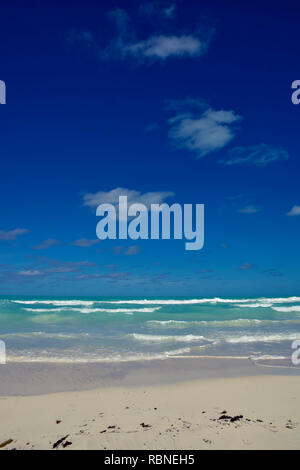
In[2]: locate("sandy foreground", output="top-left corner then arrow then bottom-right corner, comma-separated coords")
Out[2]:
0,368 -> 300,450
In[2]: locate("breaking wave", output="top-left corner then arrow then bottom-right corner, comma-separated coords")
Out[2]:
227,333 -> 300,344
271,306 -> 300,313
6,347 -> 192,363
130,333 -> 211,343
23,307 -> 161,314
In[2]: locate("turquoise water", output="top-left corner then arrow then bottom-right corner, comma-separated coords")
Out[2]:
0,296 -> 300,363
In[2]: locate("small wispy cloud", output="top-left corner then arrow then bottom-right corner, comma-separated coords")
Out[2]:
286,205 -> 300,216
47,260 -> 94,274
1,258 -> 97,284
237,205 -> 261,214
67,30 -> 94,47
263,268 -> 283,277
125,245 -> 140,256
0,228 -> 29,241
69,5 -> 214,63
112,246 -> 124,255
106,5 -> 212,62
105,264 -> 119,270
18,269 -> 43,277
139,2 -> 177,19
33,239 -> 61,250
239,263 -> 254,271
72,238 -> 100,247
107,8 -> 132,37
168,104 -> 242,157
162,4 -> 176,17
165,97 -> 206,111
222,144 -> 289,167
144,122 -> 160,132
124,35 -> 206,60
74,271 -> 132,282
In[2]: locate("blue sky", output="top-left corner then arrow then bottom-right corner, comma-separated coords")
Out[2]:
0,0 -> 300,296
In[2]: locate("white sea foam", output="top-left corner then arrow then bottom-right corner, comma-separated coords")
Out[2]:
6,347 -> 192,363
100,298 -> 255,305
131,333 -> 210,343
13,300 -> 95,306
12,296 -> 300,307
76,307 -> 161,314
148,320 -> 189,325
250,354 -> 287,361
258,297 -> 300,304
98,296 -> 300,305
147,318 -> 280,328
0,331 -> 90,339
271,306 -> 300,312
23,308 -> 72,313
23,307 -> 161,314
227,333 -> 300,344
234,303 -> 273,308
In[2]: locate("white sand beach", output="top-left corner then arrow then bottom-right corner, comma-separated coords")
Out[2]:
0,359 -> 299,450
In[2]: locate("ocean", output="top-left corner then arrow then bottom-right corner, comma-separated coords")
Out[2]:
0,296 -> 300,364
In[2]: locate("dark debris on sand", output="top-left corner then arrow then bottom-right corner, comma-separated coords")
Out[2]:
218,414 -> 244,423
52,434 -> 69,449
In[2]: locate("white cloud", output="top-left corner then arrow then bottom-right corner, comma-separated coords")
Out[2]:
223,144 -> 289,167
287,205 -> 300,216
0,228 -> 29,241
83,187 -> 174,210
168,107 -> 241,157
125,35 -> 205,60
